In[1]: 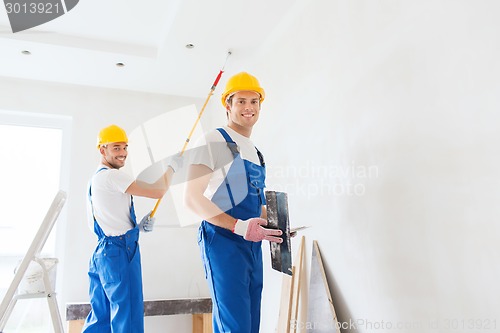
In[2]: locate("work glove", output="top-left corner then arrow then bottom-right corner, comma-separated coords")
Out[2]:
138,211 -> 155,232
169,154 -> 184,173
233,218 -> 283,243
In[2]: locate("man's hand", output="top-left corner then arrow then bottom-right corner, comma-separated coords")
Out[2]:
233,218 -> 283,243
138,211 -> 155,232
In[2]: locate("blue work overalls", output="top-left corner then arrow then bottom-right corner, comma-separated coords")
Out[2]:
83,167 -> 144,333
198,128 -> 267,333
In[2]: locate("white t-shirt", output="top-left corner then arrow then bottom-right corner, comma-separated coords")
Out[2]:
87,165 -> 136,236
190,126 -> 263,206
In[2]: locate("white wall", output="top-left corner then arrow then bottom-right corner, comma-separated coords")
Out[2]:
250,1 -> 500,332
0,78 -> 211,331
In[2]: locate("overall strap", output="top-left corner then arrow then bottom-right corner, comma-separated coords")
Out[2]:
89,167 -> 137,225
217,128 -> 265,168
255,147 -> 265,168
216,128 -> 239,158
89,167 -> 137,236
88,167 -> 108,210
89,167 -> 109,238
216,128 -> 239,208
130,195 -> 137,225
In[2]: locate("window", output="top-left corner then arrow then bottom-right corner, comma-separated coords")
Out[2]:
0,110 -> 71,332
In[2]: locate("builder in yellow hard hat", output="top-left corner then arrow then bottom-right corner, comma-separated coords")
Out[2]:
82,124 -> 180,333
185,72 -> 282,332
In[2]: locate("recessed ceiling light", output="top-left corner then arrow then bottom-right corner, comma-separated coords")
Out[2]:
21,50 -> 31,55
116,62 -> 125,67
185,43 -> 195,49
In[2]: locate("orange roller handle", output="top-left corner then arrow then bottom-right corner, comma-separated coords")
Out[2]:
150,52 -> 231,218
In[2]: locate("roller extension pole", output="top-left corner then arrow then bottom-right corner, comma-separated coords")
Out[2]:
150,51 -> 232,217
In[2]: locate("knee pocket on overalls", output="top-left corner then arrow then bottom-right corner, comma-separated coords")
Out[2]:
95,248 -> 121,284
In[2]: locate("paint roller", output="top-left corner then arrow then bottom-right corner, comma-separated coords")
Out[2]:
149,50 -> 232,218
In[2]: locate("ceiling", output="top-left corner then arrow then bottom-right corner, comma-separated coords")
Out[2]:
0,0 -> 300,97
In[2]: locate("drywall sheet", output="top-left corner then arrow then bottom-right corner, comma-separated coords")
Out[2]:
307,241 -> 340,333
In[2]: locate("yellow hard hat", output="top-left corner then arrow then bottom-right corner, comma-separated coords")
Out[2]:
97,125 -> 128,149
221,72 -> 265,107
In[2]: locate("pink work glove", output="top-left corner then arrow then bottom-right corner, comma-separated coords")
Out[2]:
233,218 -> 283,243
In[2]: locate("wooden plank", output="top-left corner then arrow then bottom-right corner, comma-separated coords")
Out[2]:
192,313 -> 212,333
277,236 -> 306,333
307,240 -> 340,333
290,236 -> 305,333
143,298 -> 212,316
203,313 -> 212,333
67,319 -> 84,333
69,313 -> 213,333
266,191 -> 292,275
276,269 -> 293,332
66,297 -> 212,321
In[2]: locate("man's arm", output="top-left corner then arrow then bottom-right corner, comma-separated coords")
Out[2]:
126,167 -> 175,199
184,164 -> 236,230
185,164 -> 282,242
